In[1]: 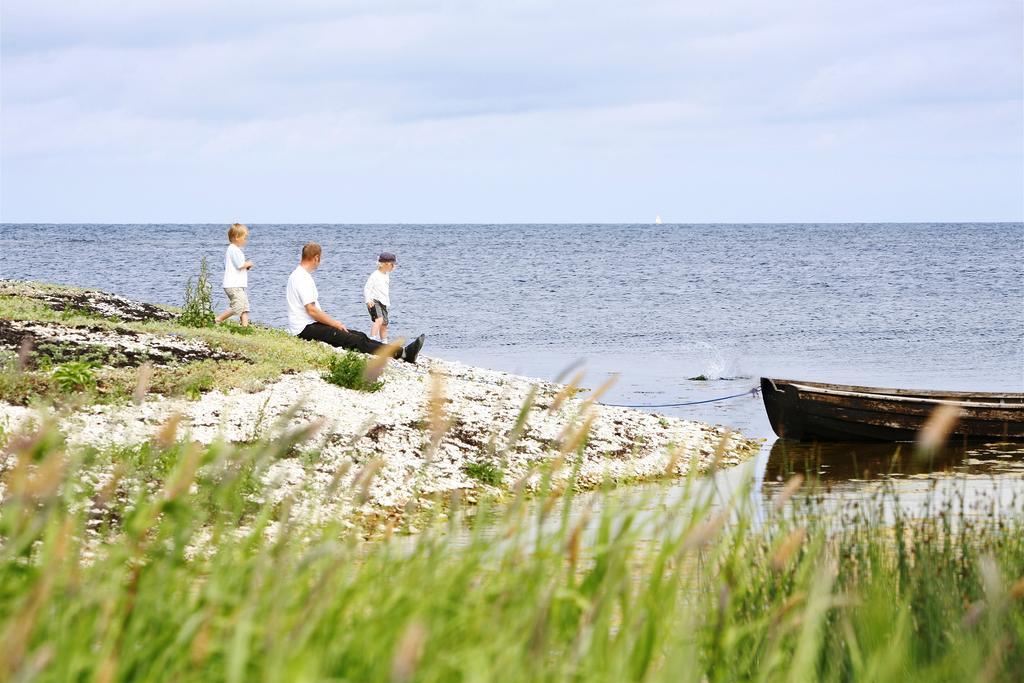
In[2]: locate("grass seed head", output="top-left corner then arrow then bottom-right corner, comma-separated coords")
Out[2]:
771,528 -> 807,570
426,369 -> 450,456
681,511 -> 729,552
663,443 -> 683,478
366,340 -> 403,384
17,336 -> 33,371
559,414 -> 596,458
708,430 -> 733,473
916,403 -> 962,454
774,474 -> 805,511
391,619 -> 428,683
154,413 -> 182,450
163,442 -> 202,501
354,458 -> 384,505
548,369 -> 586,413
132,362 -> 153,405
579,373 -> 618,413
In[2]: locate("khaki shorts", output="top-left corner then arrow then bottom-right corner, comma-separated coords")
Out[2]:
224,287 -> 250,315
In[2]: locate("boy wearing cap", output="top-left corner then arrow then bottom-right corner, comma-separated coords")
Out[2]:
364,252 -> 396,342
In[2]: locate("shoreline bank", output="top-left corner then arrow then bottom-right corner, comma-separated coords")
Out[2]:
0,279 -> 761,529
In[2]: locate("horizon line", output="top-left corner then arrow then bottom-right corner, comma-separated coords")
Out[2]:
2,220 -> 1023,226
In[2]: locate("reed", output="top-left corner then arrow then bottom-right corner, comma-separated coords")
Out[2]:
1,416 -> 1021,682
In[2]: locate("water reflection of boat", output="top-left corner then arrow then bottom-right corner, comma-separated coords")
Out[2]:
762,439 -> 1024,523
763,439 -> 1024,481
761,378 -> 1024,442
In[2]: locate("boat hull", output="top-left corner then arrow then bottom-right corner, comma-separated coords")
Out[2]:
760,378 -> 1024,442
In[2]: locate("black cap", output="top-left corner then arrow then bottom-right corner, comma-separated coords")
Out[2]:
378,252 -> 396,263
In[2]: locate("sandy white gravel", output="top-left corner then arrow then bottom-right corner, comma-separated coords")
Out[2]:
1,353 -> 759,528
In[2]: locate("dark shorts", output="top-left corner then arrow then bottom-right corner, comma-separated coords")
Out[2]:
367,300 -> 389,325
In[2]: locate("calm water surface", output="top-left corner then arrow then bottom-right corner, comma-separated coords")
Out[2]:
2,222 -> 1022,510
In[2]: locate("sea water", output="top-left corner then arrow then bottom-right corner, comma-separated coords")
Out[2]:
2,222 -> 1022,441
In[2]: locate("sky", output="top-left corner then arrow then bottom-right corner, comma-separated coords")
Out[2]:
1,0 -> 1022,223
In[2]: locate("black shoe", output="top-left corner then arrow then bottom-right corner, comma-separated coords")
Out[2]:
403,334 -> 425,364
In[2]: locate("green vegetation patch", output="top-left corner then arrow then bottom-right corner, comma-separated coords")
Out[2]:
178,257 -> 216,328
0,282 -> 335,406
463,459 -> 505,486
52,361 -> 98,393
323,350 -> 384,392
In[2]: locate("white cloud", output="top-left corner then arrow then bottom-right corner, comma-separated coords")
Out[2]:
1,0 -> 1020,221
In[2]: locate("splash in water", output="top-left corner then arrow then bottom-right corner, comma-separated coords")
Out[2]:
689,341 -> 749,381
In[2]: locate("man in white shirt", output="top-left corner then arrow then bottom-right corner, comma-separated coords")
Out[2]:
286,243 -> 425,363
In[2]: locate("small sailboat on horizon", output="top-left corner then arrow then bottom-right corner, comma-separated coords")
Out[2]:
655,215 -> 663,225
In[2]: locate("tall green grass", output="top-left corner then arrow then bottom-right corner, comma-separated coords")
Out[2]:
1,422 -> 1022,682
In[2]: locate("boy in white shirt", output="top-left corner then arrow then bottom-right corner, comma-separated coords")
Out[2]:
287,243 -> 424,363
216,223 -> 254,326
364,252 -> 396,342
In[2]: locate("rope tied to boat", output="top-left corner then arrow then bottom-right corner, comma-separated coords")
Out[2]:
603,386 -> 760,409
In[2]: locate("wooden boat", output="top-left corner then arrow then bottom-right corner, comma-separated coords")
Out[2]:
760,378 -> 1024,442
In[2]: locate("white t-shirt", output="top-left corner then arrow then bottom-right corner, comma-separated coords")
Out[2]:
364,269 -> 390,307
223,244 -> 248,288
286,266 -> 319,335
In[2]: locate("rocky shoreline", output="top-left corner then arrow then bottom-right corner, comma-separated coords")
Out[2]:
0,280 -> 761,530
